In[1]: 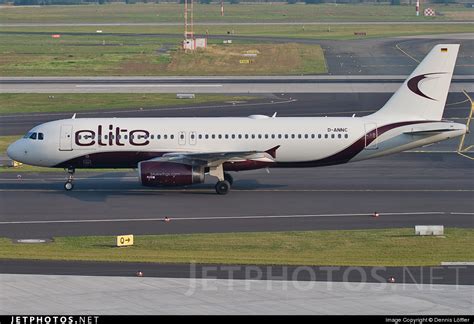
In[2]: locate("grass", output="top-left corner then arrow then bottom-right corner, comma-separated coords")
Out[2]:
0,93 -> 256,114
2,22 -> 473,40
0,3 -> 472,23
168,43 -> 326,75
0,32 -> 327,75
0,33 -> 181,76
0,228 -> 473,266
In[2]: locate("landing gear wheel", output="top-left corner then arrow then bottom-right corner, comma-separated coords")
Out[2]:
64,181 -> 74,191
64,167 -> 75,191
224,173 -> 234,186
215,180 -> 231,195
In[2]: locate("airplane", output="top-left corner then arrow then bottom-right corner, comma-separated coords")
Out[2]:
7,44 -> 467,195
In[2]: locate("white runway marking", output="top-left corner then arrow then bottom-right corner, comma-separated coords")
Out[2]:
0,211 -> 451,225
75,84 -> 223,88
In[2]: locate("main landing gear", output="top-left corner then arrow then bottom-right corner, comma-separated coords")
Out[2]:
209,165 -> 233,195
215,180 -> 231,195
64,167 -> 75,191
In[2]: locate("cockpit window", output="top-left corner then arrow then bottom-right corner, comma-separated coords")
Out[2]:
23,132 -> 43,140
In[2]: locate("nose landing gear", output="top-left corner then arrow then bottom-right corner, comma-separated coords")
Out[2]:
64,167 -> 75,191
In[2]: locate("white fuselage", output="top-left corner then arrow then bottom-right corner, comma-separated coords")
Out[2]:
7,115 -> 466,170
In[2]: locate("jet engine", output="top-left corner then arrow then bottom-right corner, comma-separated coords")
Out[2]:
138,161 -> 205,186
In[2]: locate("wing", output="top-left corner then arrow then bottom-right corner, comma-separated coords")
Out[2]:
147,145 -> 280,167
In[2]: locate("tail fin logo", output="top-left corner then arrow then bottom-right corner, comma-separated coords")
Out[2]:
407,72 -> 446,101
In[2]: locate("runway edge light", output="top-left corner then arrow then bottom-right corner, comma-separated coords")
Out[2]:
117,234 -> 134,247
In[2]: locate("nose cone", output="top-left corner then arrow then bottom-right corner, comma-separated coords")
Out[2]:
7,140 -> 22,162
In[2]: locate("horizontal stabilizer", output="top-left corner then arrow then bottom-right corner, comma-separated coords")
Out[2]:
404,129 -> 457,135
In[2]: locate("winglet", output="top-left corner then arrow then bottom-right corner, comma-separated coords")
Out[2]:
72,113 -> 76,119
265,145 -> 280,158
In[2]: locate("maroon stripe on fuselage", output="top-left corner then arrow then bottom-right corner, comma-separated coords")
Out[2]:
53,121 -> 432,170
54,151 -> 167,169
274,121 -> 431,168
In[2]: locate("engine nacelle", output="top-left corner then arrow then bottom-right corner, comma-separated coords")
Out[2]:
138,161 -> 205,186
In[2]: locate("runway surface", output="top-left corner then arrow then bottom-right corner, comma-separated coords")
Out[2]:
0,91 -> 472,238
3,274 -> 471,315
1,152 -> 473,238
1,75 -> 472,94
0,260 -> 472,285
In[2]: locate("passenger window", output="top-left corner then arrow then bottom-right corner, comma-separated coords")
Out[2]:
298,134 -> 302,139
170,135 -> 174,139
318,134 -> 322,139
29,133 -> 37,140
238,134 -> 242,139
345,134 -> 349,139
338,134 -> 342,139
245,134 -> 249,139
285,134 -> 288,139
198,134 -> 202,139
291,134 -> 295,139
325,134 -> 328,139
231,134 -> 235,139
258,134 -> 262,139
212,134 -> 216,139
304,134 -> 308,139
164,135 -> 168,139
331,134 -> 335,139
